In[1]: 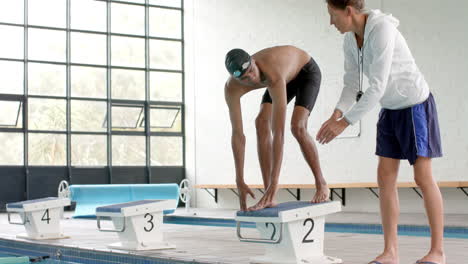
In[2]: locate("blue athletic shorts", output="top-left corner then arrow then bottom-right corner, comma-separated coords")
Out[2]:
376,93 -> 443,165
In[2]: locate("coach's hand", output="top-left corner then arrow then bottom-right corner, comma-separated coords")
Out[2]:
316,117 -> 349,144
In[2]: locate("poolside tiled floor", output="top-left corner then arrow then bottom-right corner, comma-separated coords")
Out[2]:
0,209 -> 466,263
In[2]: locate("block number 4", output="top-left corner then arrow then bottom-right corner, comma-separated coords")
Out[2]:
41,209 -> 51,224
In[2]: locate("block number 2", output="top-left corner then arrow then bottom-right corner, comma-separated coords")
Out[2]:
144,213 -> 155,232
302,218 -> 315,243
265,218 -> 315,243
41,209 -> 51,224
265,223 -> 276,240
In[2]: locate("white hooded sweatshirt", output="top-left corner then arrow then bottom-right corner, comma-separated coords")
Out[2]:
336,9 -> 430,125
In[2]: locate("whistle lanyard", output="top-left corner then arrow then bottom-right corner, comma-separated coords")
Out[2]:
357,46 -> 364,96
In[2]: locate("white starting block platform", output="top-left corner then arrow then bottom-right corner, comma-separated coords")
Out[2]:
6,197 -> 70,240
96,199 -> 177,251
236,201 -> 343,264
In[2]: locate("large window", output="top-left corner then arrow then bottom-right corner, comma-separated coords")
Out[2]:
0,0 -> 184,172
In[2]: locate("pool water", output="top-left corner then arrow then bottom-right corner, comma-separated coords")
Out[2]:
1,216 -> 467,264
0,253 -> 77,264
0,245 -> 198,264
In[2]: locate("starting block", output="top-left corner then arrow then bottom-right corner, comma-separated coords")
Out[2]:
6,197 -> 70,240
236,201 -> 342,264
96,199 -> 177,251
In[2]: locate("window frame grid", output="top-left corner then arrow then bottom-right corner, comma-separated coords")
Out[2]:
0,0 -> 185,186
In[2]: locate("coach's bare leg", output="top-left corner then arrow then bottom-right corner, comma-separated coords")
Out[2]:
372,157 -> 400,264
291,106 -> 329,203
413,157 -> 445,264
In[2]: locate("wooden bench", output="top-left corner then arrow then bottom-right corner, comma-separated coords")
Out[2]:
196,182 -> 468,206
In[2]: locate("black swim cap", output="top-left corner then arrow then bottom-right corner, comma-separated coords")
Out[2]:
225,48 -> 251,78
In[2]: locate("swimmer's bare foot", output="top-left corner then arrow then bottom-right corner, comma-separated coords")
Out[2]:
248,199 -> 277,211
311,184 -> 330,203
248,188 -> 278,211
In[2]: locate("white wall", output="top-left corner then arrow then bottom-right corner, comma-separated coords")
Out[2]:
185,0 -> 468,214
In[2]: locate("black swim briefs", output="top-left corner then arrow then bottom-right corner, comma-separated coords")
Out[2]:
261,57 -> 321,113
